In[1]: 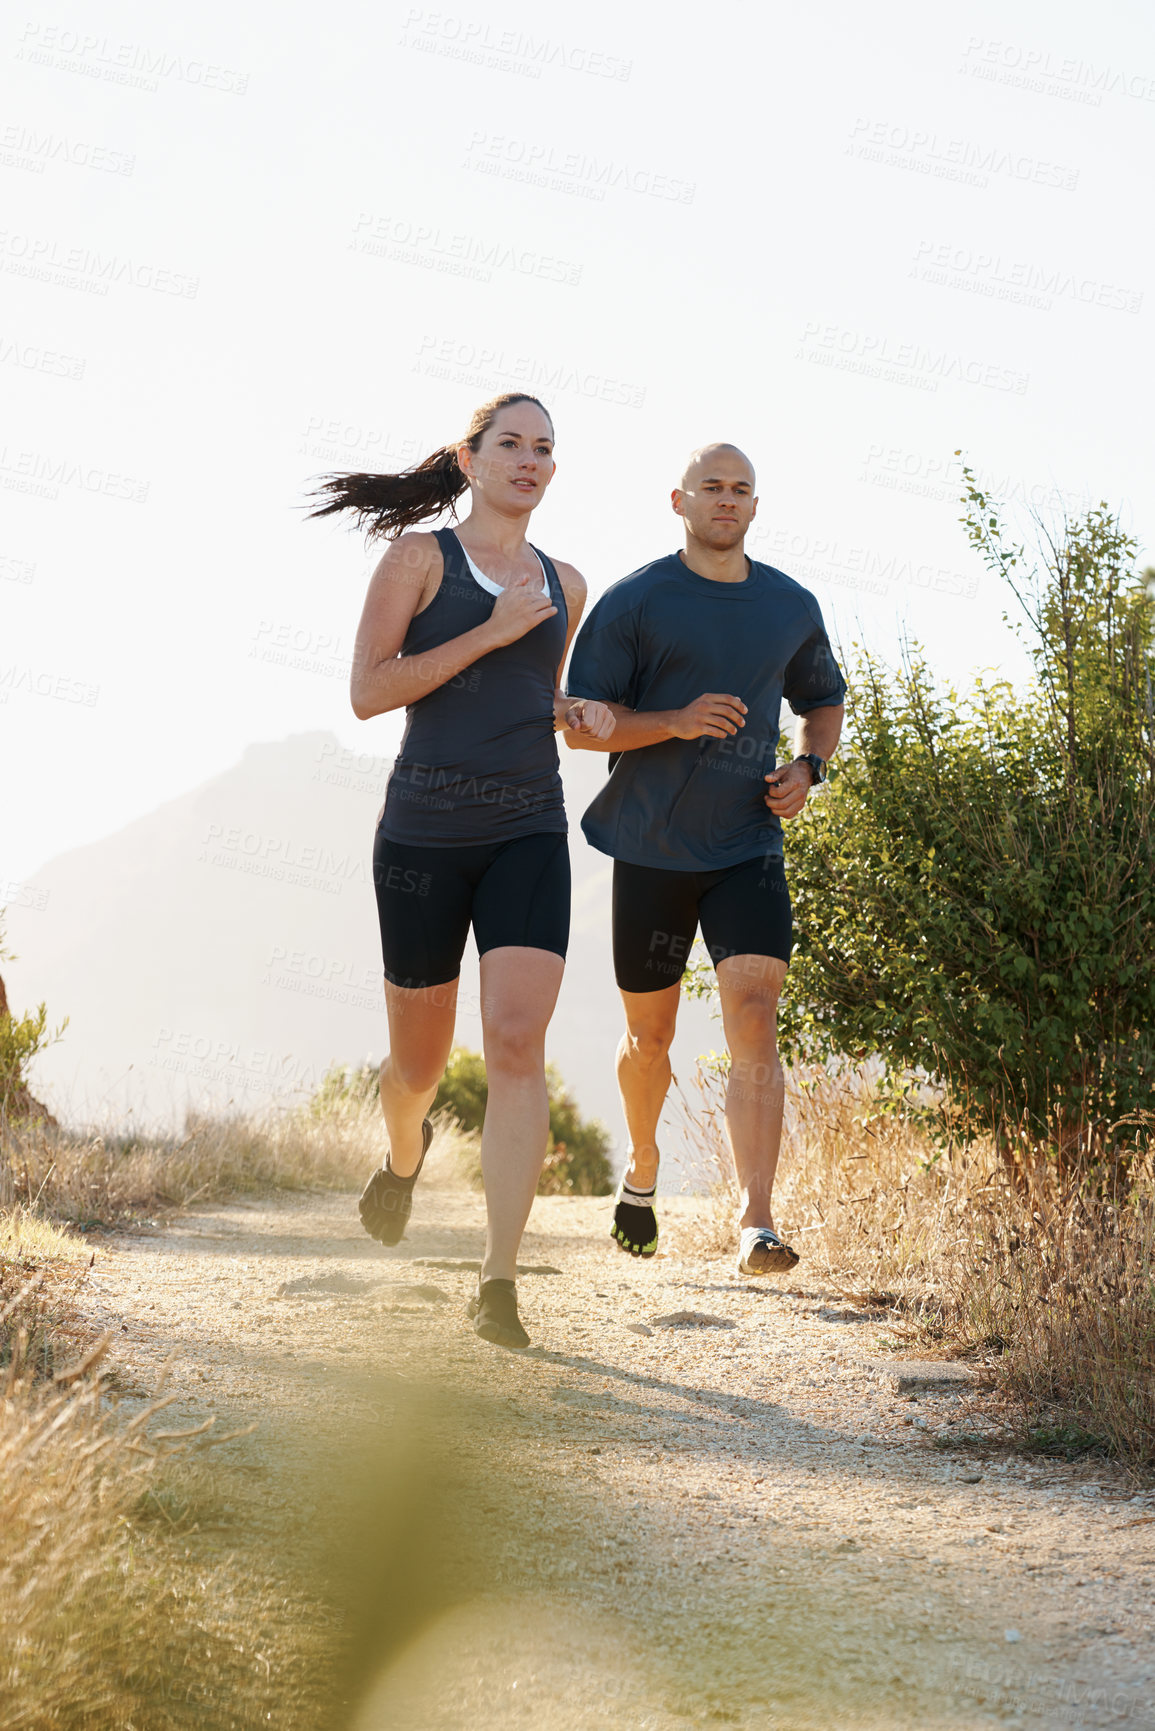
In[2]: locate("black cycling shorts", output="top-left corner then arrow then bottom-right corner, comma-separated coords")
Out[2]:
373,830 -> 570,989
612,854 -> 792,994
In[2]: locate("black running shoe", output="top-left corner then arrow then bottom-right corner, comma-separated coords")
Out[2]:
467,1278 -> 529,1350
611,1176 -> 658,1258
358,1117 -> 434,1246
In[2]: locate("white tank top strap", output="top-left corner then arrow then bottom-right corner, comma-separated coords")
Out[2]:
461,543 -> 550,598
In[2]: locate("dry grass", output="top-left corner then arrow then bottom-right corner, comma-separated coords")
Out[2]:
958,1185 -> 1155,1465
0,1097 -> 485,1726
0,1203 -> 97,1381
0,1096 -> 478,1229
0,1273 -> 330,1728
674,1059 -> 987,1307
673,1059 -> 1155,1473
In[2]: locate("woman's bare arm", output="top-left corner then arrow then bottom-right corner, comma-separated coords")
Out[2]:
350,532 -> 557,720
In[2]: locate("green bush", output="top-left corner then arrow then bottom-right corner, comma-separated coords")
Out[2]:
432,1048 -> 612,1194
432,1048 -> 489,1137
308,1060 -> 378,1119
688,471 -> 1155,1182
0,923 -> 66,1121
537,1064 -> 615,1196
311,1049 -> 613,1195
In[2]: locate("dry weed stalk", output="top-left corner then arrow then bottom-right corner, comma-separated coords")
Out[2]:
673,1059 -> 990,1311
954,1174 -> 1155,1465
674,1059 -> 1155,1470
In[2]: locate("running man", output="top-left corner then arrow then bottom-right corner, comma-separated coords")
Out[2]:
310,393 -> 613,1348
564,443 -> 845,1274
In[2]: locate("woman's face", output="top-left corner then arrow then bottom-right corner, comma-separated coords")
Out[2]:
460,403 -> 556,515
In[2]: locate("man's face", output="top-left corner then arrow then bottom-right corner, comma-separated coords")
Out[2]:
672,452 -> 758,549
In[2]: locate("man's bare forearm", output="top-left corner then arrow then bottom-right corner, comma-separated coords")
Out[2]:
562,702 -> 677,751
794,703 -> 844,763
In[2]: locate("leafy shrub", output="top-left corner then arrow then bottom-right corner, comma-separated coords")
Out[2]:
433,1048 -> 612,1195
692,475 -> 1155,1183
0,923 -> 67,1122
308,1059 -> 379,1119
0,1000 -> 52,1112
311,1050 -> 613,1195
432,1048 -> 489,1136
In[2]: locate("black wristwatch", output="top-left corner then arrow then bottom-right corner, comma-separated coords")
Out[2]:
794,753 -> 827,786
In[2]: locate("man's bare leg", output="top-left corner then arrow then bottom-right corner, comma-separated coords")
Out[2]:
715,953 -> 793,1265
610,984 -> 680,1254
615,983 -> 681,1188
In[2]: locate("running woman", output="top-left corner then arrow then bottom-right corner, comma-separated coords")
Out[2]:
310,394 -> 614,1348
564,443 -> 845,1275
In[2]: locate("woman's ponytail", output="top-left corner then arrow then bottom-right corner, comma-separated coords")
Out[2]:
306,392 -> 552,543
307,444 -> 467,542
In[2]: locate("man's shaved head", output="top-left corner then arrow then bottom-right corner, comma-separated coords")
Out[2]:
679,442 -> 756,490
672,442 -> 759,557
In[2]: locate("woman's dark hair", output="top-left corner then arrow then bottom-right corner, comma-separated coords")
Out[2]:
307,392 -> 554,542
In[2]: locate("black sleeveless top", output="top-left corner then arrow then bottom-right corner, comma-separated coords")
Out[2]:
379,527 -> 569,845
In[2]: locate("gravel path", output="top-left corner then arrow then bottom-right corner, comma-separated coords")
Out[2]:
82,1179 -> 1155,1730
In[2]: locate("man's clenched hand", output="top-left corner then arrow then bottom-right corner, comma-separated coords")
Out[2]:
561,698 -> 616,741
763,761 -> 813,820
670,693 -> 748,740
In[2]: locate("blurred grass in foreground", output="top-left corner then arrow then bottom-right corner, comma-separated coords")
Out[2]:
0,1268 -> 329,1728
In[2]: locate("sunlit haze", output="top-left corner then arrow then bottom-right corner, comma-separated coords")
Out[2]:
3,0 -> 1153,1125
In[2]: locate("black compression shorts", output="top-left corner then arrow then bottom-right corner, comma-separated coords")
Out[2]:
373,830 -> 571,989
612,855 -> 792,993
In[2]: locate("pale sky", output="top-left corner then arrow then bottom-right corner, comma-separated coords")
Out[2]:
3,0 -> 1154,889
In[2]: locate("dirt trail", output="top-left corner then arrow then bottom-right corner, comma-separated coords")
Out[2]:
83,1177 -> 1155,1730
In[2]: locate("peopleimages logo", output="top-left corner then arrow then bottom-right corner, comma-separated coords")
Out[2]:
795,322 -> 1029,396
858,447 -> 1092,516
911,241 -> 1143,315
197,823 -> 368,895
0,664 -> 99,705
750,525 -> 979,603
0,123 -> 135,176
350,212 -> 582,288
0,446 -> 149,503
0,229 -> 198,298
465,130 -> 695,205
846,117 -> 1079,191
298,416 -> 425,468
148,1028 -> 318,1094
398,10 -> 632,82
312,739 -> 394,797
0,879 -> 49,911
413,335 -> 645,410
15,22 -> 249,95
0,333 -> 85,380
958,36 -> 1155,106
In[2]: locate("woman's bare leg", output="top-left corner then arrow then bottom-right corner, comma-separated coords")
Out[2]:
477,946 -> 565,1282
379,977 -> 459,1174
